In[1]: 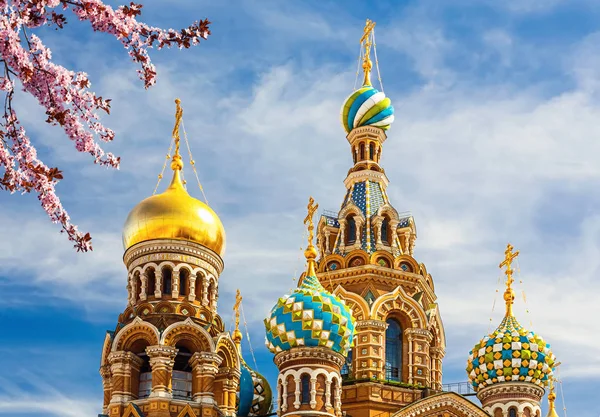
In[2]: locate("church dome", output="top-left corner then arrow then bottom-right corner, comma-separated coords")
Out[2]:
264,267 -> 355,356
466,315 -> 556,391
237,359 -> 273,417
122,161 -> 226,256
340,85 -> 394,134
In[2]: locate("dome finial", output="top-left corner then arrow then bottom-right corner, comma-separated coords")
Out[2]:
303,196 -> 319,277
171,98 -> 184,172
233,289 -> 243,352
546,378 -> 560,417
360,19 -> 376,87
499,243 -> 520,317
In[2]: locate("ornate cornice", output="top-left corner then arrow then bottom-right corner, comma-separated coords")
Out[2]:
274,347 -> 346,369
391,392 -> 489,417
344,169 -> 390,191
346,125 -> 387,145
477,382 -> 544,405
318,266 -> 436,302
124,238 -> 223,275
405,328 -> 434,341
356,319 -> 387,329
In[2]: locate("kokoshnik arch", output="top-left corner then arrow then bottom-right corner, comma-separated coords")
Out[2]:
98,19 -> 563,417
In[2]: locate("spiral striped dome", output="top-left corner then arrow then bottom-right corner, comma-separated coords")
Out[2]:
466,315 -> 557,392
340,85 -> 395,134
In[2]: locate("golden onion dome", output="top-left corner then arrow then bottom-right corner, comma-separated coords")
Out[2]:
122,99 -> 225,256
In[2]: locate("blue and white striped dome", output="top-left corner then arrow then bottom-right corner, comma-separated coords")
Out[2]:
340,85 -> 395,134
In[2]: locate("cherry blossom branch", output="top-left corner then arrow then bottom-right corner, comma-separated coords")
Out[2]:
0,0 -> 210,251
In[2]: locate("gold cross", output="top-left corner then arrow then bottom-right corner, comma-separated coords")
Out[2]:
171,98 -> 184,171
499,243 -> 519,316
233,289 -> 242,330
360,19 -> 376,86
304,196 -> 319,247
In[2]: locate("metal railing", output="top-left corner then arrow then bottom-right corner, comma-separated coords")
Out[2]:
441,381 -> 476,396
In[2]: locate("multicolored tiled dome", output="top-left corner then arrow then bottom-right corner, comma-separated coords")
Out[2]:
264,273 -> 355,356
237,358 -> 272,417
340,85 -> 395,134
466,315 -> 557,391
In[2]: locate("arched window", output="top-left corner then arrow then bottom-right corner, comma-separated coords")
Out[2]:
162,267 -> 172,295
134,272 -> 142,302
347,217 -> 356,245
381,217 -> 389,244
509,409 -> 517,417
301,375 -> 310,404
359,143 -> 365,161
385,319 -> 402,381
195,272 -> 203,301
369,142 -> 375,160
179,269 -> 189,297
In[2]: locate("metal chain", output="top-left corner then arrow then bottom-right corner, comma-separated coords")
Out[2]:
240,303 -> 259,371
372,29 -> 385,92
153,138 -> 175,195
354,44 -> 363,90
556,367 -> 568,417
488,272 -> 502,333
514,259 -> 533,328
180,119 -> 209,204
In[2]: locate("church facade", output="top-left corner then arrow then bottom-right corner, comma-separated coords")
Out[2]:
98,20 -> 561,417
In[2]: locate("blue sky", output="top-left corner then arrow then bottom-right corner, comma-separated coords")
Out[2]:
0,0 -> 598,415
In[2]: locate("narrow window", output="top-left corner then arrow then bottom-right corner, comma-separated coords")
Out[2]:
359,143 -> 365,161
301,375 -> 310,404
146,269 -> 155,297
369,142 -> 375,160
163,268 -> 172,295
509,409 -> 517,417
347,217 -> 356,245
385,319 -> 402,381
381,217 -> 389,244
179,269 -> 188,297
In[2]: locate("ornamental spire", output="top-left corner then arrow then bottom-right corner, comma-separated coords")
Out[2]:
546,379 -> 560,417
499,243 -> 520,317
171,98 -> 184,172
303,196 -> 319,277
360,19 -> 376,86
233,289 -> 243,351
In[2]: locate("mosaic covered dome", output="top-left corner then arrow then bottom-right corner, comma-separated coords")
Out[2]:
264,274 -> 355,356
237,358 -> 272,417
466,315 -> 557,391
340,85 -> 395,134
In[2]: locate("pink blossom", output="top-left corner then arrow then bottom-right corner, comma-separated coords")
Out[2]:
0,0 -> 210,251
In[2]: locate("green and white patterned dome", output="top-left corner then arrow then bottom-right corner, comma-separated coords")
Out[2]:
466,315 -> 557,391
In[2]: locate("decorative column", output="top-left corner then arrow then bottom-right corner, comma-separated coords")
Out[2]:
409,234 -> 416,256
430,347 -> 445,391
338,220 -> 346,253
353,215 -> 364,246
214,368 -> 241,416
108,351 -> 144,404
140,275 -> 147,301
146,345 -> 178,398
354,320 -> 387,379
172,270 -> 180,298
188,275 -> 197,302
373,216 -> 384,247
189,352 -> 221,404
99,364 -> 112,413
128,275 -> 137,306
210,286 -> 218,313
154,269 -> 163,298
324,230 -> 331,254
202,277 -> 209,306
405,328 -> 433,387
